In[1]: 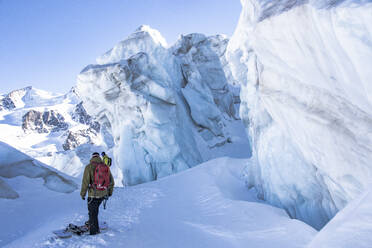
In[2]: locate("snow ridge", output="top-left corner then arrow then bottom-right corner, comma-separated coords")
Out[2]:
0,141 -> 77,199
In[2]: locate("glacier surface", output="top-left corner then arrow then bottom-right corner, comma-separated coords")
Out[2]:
227,0 -> 372,229
0,157 -> 316,248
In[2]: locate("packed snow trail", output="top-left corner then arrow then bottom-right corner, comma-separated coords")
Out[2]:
1,157 -> 316,248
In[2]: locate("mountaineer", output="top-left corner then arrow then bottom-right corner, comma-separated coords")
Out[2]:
80,152 -> 114,235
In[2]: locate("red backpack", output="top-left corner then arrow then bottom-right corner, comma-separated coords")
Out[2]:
92,162 -> 110,191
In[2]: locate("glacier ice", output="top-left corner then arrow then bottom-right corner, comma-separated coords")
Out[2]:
97,25 -> 168,65
77,26 -> 240,186
227,0 -> 372,229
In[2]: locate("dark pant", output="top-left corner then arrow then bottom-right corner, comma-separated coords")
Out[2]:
87,197 -> 103,235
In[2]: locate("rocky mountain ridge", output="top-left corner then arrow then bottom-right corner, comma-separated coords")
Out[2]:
0,86 -> 106,178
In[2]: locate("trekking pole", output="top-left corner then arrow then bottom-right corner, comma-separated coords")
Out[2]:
103,195 -> 109,210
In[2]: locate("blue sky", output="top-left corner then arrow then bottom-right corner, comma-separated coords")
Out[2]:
0,0 -> 241,94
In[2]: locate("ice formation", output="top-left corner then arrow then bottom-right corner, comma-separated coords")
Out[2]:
227,0 -> 372,229
77,26 -> 240,186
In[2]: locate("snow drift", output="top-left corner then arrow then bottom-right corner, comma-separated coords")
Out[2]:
0,141 -> 77,198
77,25 -> 243,186
227,0 -> 372,229
1,157 -> 316,248
308,184 -> 372,248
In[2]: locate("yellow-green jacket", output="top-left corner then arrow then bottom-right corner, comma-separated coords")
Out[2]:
102,154 -> 111,167
80,156 -> 114,199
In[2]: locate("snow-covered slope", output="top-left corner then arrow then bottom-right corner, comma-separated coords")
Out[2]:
0,140 -> 79,247
1,157 -> 316,248
0,86 -> 107,178
308,184 -> 372,248
0,141 -> 77,200
77,25 -> 248,186
227,0 -> 372,229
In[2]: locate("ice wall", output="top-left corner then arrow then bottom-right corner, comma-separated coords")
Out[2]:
77,26 -> 237,186
227,0 -> 372,229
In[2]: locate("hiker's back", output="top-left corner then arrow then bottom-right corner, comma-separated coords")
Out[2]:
82,156 -> 114,198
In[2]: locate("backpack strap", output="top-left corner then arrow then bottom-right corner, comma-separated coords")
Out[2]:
89,161 -> 100,197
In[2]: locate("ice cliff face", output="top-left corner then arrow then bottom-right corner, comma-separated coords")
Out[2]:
227,0 -> 372,229
77,25 -> 239,186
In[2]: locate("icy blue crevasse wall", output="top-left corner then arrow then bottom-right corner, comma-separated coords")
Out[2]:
77,26 -> 238,187
227,0 -> 372,229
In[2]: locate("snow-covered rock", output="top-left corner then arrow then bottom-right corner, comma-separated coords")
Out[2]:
0,86 -> 41,111
22,109 -> 68,133
62,128 -> 98,151
0,141 -> 77,199
0,86 -> 31,110
227,0 -> 372,229
0,96 -> 16,111
72,102 -> 100,132
77,26 -> 243,186
0,86 -> 106,178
